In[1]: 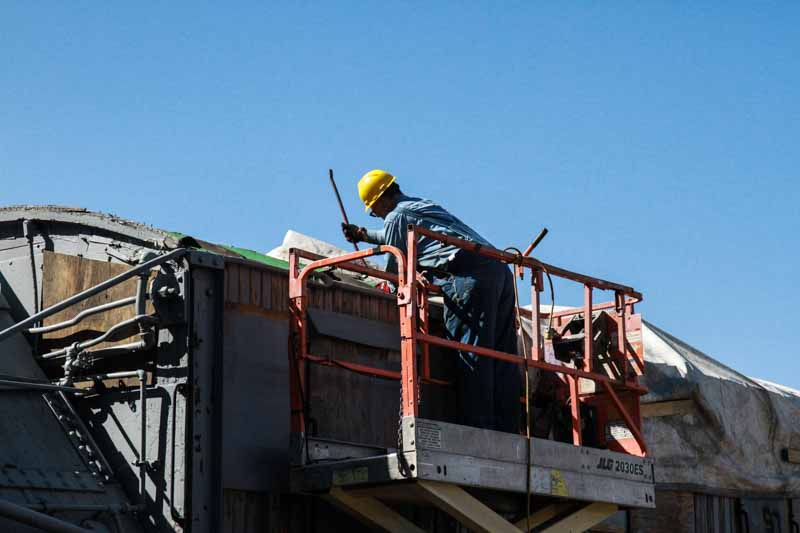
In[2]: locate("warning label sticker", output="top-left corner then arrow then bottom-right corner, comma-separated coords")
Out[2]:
332,466 -> 369,486
416,422 -> 443,449
606,420 -> 634,441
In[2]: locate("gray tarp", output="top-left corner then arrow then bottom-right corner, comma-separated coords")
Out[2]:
520,307 -> 800,495
641,321 -> 800,496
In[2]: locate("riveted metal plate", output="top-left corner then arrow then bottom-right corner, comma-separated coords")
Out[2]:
0,467 -> 103,492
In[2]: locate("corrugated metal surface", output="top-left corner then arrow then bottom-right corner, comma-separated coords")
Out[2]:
223,261 -> 399,323
629,490 -> 695,533
694,494 -> 736,533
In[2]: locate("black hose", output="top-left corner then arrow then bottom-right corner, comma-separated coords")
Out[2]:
0,498 -> 92,533
503,247 -> 532,532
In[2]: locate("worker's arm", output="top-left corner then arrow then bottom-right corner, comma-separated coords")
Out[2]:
363,227 -> 385,245
381,210 -> 411,274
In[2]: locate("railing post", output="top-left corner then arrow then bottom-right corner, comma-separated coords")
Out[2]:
615,291 -> 630,384
288,249 -> 306,435
569,376 -> 583,446
419,284 -> 431,381
401,226 -> 419,417
584,284 -> 593,373
531,269 -> 542,362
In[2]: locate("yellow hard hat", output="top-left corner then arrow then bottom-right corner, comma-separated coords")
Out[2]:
358,169 -> 396,212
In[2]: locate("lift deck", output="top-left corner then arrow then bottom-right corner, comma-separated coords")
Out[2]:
288,226 -> 656,532
294,419 -> 655,531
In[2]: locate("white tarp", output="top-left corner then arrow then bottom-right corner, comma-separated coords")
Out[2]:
267,230 -> 383,285
266,229 -> 379,267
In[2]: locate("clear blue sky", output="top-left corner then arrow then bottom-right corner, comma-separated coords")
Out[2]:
2,4 -> 798,387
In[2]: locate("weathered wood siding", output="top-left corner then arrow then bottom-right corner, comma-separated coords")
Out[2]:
41,251 -> 154,349
222,261 -> 454,448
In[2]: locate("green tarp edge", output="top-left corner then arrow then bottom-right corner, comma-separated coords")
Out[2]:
167,231 -> 290,270
166,231 -> 382,287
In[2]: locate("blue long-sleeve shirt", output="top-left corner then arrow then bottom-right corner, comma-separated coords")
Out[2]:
363,194 -> 492,274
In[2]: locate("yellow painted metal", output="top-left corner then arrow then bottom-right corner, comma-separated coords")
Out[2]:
514,502 -> 576,531
414,480 -> 522,533
539,502 -> 619,533
324,487 -> 425,533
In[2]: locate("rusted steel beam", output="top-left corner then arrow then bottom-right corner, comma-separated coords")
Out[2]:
601,380 -> 648,456
415,333 -> 647,394
568,376 -> 583,446
290,247 -> 400,283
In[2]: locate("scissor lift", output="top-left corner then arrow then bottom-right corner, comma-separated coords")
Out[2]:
288,226 -> 655,532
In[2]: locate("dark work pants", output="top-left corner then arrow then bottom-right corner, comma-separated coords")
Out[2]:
435,252 -> 521,434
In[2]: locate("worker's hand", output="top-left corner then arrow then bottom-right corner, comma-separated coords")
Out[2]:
341,223 -> 367,243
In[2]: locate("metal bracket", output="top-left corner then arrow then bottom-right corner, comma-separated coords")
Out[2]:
186,251 -> 225,270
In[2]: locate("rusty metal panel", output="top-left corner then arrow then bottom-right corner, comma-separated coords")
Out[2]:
221,310 -> 289,491
307,308 -> 400,351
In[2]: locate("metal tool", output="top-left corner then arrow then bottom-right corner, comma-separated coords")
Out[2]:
517,228 -> 549,281
328,169 -> 361,254
328,169 -> 370,269
523,227 -> 549,257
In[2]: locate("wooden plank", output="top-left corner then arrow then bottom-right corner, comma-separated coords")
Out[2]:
261,271 -> 272,311
250,268 -> 262,308
540,502 -> 618,533
41,251 -> 153,349
324,487 -> 425,533
240,266 -> 251,305
227,264 -> 240,304
414,481 -> 521,533
782,447 -> 800,464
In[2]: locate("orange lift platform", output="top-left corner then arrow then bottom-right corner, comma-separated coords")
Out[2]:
287,226 -> 655,532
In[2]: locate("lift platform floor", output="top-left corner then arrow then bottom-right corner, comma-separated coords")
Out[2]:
291,417 -> 655,531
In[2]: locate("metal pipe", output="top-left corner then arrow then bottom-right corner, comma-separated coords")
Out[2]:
0,498 -> 93,533
135,275 -> 148,317
0,378 -> 86,394
78,370 -> 141,381
28,297 -> 137,335
74,340 -> 149,361
40,315 -> 152,360
290,248 -> 399,283
25,503 -> 142,513
137,369 -> 147,506
0,248 -> 185,343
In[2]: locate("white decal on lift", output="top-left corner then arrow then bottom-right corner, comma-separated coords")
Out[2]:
532,469 -> 551,493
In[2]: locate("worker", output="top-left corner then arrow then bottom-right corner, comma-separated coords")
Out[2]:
342,169 -> 521,434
